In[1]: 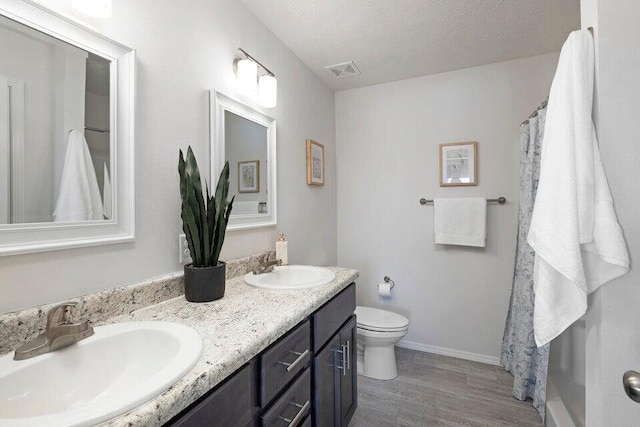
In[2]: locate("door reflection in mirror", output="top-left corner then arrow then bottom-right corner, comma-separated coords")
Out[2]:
0,15 -> 111,224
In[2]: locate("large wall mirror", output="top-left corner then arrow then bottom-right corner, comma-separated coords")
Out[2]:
0,1 -> 135,255
211,91 -> 276,230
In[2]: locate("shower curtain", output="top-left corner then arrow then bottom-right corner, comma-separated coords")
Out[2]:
500,105 -> 549,420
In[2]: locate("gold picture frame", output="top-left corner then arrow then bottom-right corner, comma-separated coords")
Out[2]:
238,160 -> 260,193
306,139 -> 325,186
439,141 -> 478,187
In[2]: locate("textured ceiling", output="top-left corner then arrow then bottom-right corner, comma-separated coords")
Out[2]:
239,0 -> 580,91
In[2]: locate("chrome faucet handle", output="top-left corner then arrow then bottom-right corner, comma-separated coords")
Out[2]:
46,302 -> 78,329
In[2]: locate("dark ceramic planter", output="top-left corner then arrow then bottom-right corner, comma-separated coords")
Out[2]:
184,261 -> 226,302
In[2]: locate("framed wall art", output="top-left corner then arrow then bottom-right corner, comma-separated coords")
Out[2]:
439,141 -> 477,186
306,139 -> 325,186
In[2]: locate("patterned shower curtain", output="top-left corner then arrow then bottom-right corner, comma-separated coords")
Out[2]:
500,106 -> 549,420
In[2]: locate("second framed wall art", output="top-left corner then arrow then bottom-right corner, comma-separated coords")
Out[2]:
238,160 -> 260,193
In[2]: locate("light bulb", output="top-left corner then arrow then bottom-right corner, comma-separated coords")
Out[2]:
258,75 -> 277,108
72,0 -> 112,19
236,59 -> 257,95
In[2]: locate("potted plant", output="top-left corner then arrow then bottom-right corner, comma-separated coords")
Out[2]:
178,147 -> 234,302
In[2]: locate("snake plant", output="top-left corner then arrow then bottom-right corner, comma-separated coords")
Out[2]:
179,147 -> 234,267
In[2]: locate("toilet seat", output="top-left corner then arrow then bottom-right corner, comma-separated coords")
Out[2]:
355,306 -> 409,332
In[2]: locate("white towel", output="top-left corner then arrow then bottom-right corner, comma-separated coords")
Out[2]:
103,162 -> 112,219
53,130 -> 104,222
434,197 -> 487,247
527,30 -> 629,347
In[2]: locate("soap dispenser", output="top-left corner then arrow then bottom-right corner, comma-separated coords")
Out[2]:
276,232 -> 288,265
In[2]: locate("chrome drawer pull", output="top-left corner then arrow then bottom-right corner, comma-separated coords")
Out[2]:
345,339 -> 350,371
277,400 -> 310,426
277,349 -> 310,372
336,346 -> 347,376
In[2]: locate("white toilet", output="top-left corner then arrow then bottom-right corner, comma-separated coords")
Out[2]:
355,306 -> 409,380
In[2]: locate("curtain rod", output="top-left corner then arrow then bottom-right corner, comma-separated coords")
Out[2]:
521,98 -> 548,127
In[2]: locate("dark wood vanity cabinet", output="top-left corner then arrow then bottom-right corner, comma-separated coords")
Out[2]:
166,283 -> 356,427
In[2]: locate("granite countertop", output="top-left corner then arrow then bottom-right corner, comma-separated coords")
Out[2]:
99,267 -> 359,427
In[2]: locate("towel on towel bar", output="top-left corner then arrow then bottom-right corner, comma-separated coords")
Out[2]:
434,197 -> 487,247
527,30 -> 629,347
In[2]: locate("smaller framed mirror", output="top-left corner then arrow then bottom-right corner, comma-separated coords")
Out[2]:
210,91 -> 276,230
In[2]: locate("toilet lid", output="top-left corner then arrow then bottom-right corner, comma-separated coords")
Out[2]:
355,306 -> 409,331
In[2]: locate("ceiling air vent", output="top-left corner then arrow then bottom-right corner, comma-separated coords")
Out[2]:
325,61 -> 361,79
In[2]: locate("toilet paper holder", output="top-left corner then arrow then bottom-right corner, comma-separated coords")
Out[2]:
378,276 -> 395,290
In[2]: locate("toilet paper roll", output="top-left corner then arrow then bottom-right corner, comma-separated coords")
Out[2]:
378,282 -> 392,298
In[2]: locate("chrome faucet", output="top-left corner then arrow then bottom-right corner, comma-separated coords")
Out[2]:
14,302 -> 94,361
252,258 -> 282,275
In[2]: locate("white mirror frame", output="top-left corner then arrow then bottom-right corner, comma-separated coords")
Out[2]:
210,90 -> 276,231
0,0 -> 135,256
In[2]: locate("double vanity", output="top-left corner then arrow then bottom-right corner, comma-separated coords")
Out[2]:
0,254 -> 359,427
168,280 -> 357,427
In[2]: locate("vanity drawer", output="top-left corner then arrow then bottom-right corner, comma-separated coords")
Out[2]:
260,369 -> 311,427
260,319 -> 311,407
312,283 -> 355,351
168,361 -> 258,427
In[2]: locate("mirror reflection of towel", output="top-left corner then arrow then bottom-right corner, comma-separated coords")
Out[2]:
103,162 -> 112,220
53,130 -> 104,222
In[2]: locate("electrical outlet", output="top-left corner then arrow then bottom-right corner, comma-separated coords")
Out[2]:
179,234 -> 192,265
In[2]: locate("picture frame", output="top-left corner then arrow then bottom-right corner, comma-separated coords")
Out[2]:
306,139 -> 325,186
238,160 -> 260,193
439,141 -> 478,186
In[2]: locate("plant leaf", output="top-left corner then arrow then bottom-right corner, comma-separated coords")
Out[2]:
214,161 -> 230,224
184,148 -> 211,266
212,195 -> 234,263
181,198 -> 202,267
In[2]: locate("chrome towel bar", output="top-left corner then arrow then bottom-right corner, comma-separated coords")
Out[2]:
419,197 -> 506,205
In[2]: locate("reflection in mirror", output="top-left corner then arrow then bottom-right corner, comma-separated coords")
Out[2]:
211,90 -> 276,230
225,111 -> 268,215
0,15 -> 111,224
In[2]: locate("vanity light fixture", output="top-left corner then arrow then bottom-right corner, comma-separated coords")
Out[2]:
236,57 -> 258,95
236,48 -> 277,108
258,75 -> 277,108
72,0 -> 112,19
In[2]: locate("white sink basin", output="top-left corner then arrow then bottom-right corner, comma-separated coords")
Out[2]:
244,265 -> 336,290
0,321 -> 202,427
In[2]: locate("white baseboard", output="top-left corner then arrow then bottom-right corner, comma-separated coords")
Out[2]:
397,340 -> 501,366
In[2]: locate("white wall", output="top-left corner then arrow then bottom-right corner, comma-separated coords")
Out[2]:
336,54 -> 558,361
0,0 -> 337,314
581,1 -> 640,425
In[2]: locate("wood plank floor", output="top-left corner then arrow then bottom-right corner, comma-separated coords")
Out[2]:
349,347 -> 543,427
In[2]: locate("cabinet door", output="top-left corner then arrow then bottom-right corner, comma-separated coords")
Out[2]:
339,316 -> 358,426
168,361 -> 257,427
313,334 -> 341,427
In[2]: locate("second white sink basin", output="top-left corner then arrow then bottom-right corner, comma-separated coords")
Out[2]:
244,265 -> 336,290
0,321 -> 202,427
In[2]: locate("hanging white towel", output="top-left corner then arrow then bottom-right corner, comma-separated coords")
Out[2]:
434,197 -> 487,247
103,162 -> 112,220
53,130 -> 104,222
527,30 -> 629,347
